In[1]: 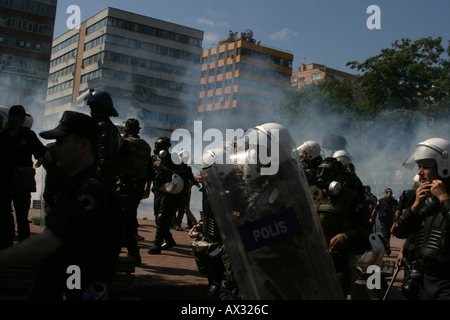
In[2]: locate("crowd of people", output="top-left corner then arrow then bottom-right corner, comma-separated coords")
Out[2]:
0,89 -> 197,299
0,89 -> 449,300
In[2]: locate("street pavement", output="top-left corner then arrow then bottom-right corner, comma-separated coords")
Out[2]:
24,208 -> 406,300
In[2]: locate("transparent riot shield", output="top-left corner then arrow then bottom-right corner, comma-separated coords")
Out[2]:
202,155 -> 344,300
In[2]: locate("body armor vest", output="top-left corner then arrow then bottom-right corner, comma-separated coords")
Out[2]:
414,200 -> 450,264
97,120 -> 120,183
119,136 -> 151,180
310,186 -> 355,245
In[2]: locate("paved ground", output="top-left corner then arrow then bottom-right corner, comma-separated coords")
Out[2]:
22,208 -> 406,300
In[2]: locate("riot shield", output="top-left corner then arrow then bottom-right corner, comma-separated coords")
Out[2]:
202,155 -> 345,300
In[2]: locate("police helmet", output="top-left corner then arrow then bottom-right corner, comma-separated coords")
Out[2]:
298,140 -> 321,160
154,137 -> 171,154
333,150 -> 351,167
349,234 -> 386,267
159,174 -> 184,194
403,138 -> 450,179
237,123 -> 298,182
178,150 -> 190,164
78,89 -> 119,118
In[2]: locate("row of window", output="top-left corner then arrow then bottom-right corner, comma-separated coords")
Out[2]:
0,33 -> 50,53
199,90 -> 277,109
203,48 -> 292,69
85,17 -> 108,36
98,69 -> 198,94
105,17 -> 202,48
51,34 -> 79,54
142,109 -> 194,126
235,77 -> 283,95
80,69 -> 102,83
202,50 -> 235,64
103,33 -> 201,63
0,0 -> 56,17
82,50 -> 199,79
0,14 -> 54,35
236,62 -> 291,82
202,62 -> 290,82
240,48 -> 292,68
47,79 -> 73,95
50,49 -> 77,68
48,64 -> 75,83
199,74 -> 282,95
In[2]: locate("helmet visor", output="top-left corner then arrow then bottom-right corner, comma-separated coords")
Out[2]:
402,143 -> 440,171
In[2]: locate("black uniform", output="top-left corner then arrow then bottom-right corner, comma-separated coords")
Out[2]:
0,127 -> 48,248
173,164 -> 197,229
96,118 -> 120,186
28,165 -> 122,300
374,196 -> 398,254
117,135 -> 155,261
151,152 -> 180,249
394,198 -> 450,299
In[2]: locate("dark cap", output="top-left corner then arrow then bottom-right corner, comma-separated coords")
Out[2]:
9,105 -> 30,117
40,111 -> 101,141
124,118 -> 140,129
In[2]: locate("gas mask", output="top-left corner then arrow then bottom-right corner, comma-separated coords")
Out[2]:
154,139 -> 170,156
385,188 -> 393,198
315,163 -> 341,195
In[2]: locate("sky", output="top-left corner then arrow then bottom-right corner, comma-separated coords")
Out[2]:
53,0 -> 450,75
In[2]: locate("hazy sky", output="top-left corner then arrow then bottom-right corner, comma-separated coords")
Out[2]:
53,0 -> 450,74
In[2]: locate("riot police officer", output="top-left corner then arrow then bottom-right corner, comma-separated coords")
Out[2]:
117,119 -> 155,264
370,188 -> 398,255
77,89 -> 120,186
298,140 -> 322,186
148,137 -> 182,254
393,138 -> 450,299
311,157 -> 372,295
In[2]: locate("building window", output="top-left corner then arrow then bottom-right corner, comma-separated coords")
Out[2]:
311,73 -> 322,81
292,76 -> 298,82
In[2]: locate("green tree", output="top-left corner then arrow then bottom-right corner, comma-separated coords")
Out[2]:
346,37 -> 447,113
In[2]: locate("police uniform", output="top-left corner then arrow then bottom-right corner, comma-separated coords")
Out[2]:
28,164 -> 121,300
96,118 -> 120,186
149,146 -> 180,253
173,164 -> 197,229
0,124 -> 48,249
311,185 -> 370,295
374,196 -> 398,254
394,197 -> 450,299
117,133 -> 154,261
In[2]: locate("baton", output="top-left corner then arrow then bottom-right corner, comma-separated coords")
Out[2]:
382,263 -> 400,300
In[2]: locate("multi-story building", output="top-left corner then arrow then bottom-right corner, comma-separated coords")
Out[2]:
45,7 -> 203,137
291,63 -> 357,87
0,0 -> 57,111
198,30 -> 293,131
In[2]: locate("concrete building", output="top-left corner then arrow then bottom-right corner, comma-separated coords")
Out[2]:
291,63 -> 357,87
45,7 -> 203,137
0,0 -> 57,110
198,30 -> 293,131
